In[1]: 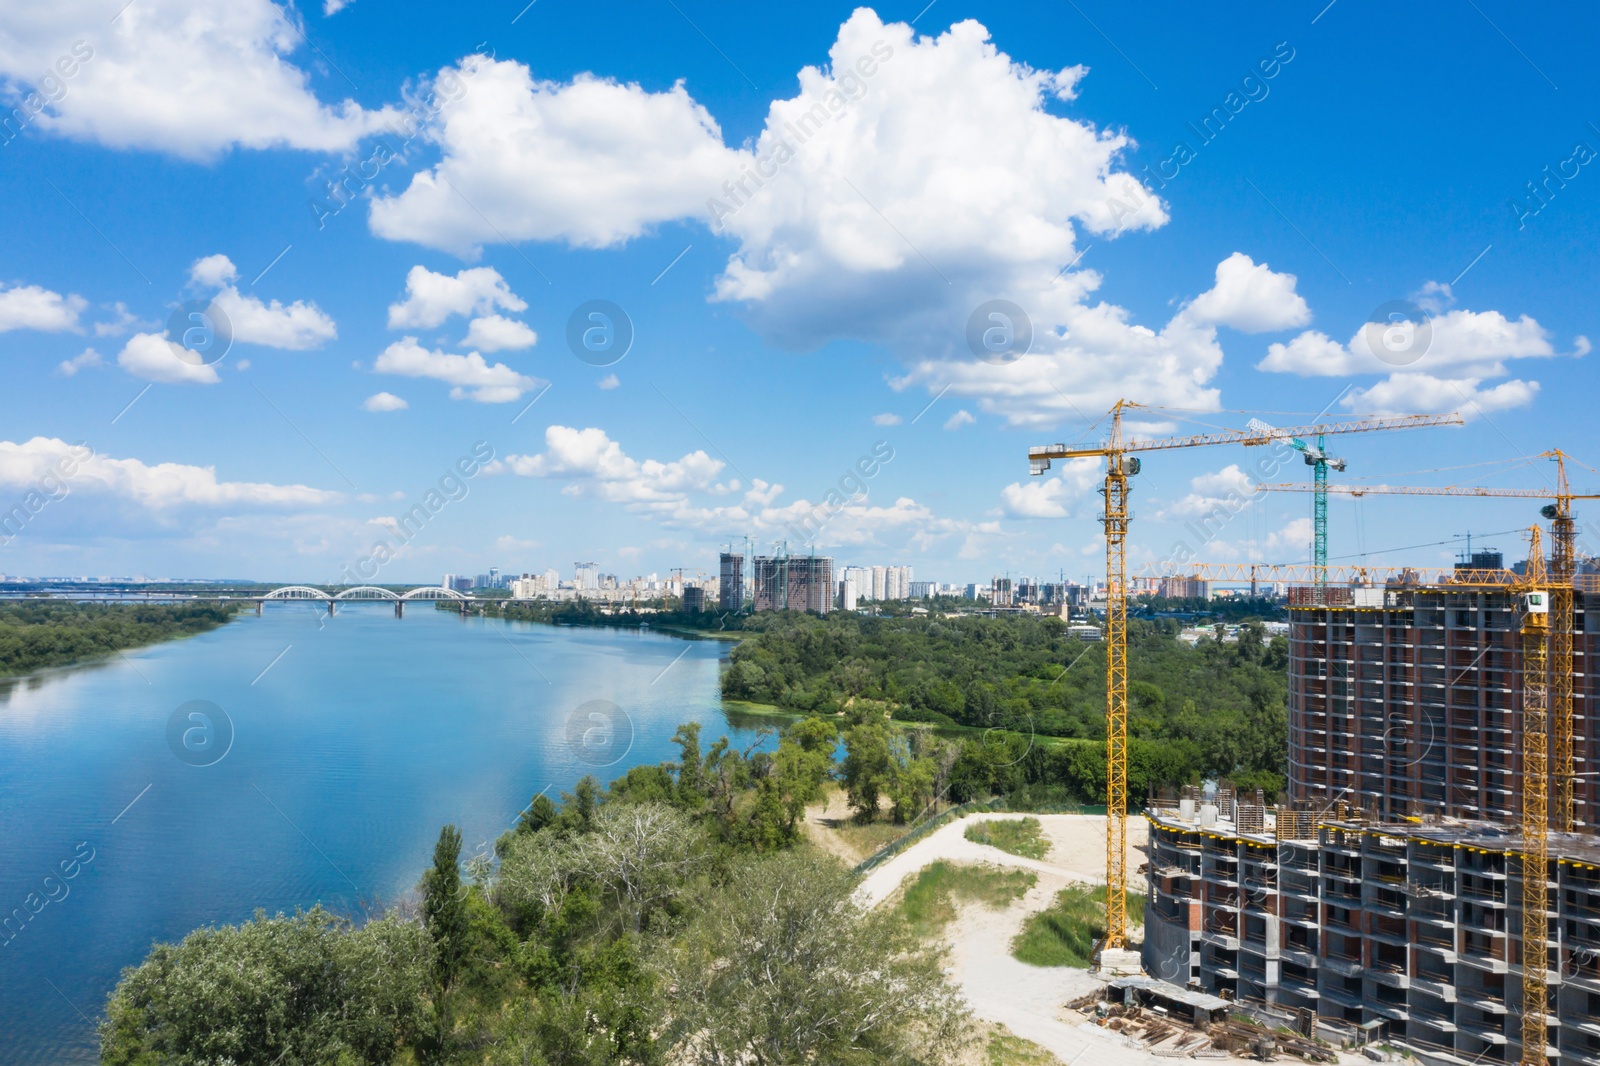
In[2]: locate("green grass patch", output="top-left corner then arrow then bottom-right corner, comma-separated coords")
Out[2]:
963,817 -> 1050,860
1010,884 -> 1145,968
829,819 -> 910,862
897,861 -> 1036,940
985,1030 -> 1061,1065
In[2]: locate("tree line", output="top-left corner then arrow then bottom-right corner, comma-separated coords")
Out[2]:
723,611 -> 1288,801
0,601 -> 237,678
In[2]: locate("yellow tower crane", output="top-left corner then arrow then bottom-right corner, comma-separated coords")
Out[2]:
1255,462 -> 1600,831
1026,402 -> 1463,954
1517,526 -> 1552,1066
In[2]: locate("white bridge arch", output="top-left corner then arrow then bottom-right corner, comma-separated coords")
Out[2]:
257,585 -> 469,615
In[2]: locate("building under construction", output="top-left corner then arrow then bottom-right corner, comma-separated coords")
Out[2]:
1288,582 -> 1596,827
718,551 -> 744,612
1144,797 -> 1600,1064
1143,574 -> 1600,1065
751,553 -> 833,614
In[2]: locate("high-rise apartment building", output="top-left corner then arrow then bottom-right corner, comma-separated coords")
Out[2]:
719,552 -> 745,612
574,562 -> 599,591
1159,575 -> 1210,600
1288,585 -> 1594,825
752,555 -> 833,614
1144,577 -> 1600,1064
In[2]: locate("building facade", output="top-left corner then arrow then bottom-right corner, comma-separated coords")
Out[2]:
718,552 -> 744,612
1144,579 -> 1600,1064
1144,800 -> 1600,1065
1288,586 -> 1595,826
752,555 -> 833,614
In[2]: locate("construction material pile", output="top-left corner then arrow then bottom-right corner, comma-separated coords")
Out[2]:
1067,993 -> 1338,1062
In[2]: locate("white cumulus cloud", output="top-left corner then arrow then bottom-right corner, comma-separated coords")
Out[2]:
182,254 -> 337,350
387,265 -> 527,329
117,332 -> 221,384
1183,252 -> 1311,333
57,348 -> 102,376
0,282 -> 86,332
0,436 -> 340,509
211,288 -> 337,349
373,337 -> 541,403
943,409 -> 974,431
463,314 -> 537,352
188,253 -> 239,288
362,391 -> 408,412
0,0 -> 400,159
368,60 -> 743,254
1258,303 -> 1577,417
501,425 -> 724,505
1000,456 -> 1100,519
710,11 -> 1168,358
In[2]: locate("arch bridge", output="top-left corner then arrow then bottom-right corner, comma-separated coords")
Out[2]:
257,585 -> 470,617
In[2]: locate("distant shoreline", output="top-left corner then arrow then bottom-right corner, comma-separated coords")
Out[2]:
0,601 -> 242,681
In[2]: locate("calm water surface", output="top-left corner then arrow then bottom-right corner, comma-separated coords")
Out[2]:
0,606 -> 756,1065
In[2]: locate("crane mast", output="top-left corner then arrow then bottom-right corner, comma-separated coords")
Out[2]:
1027,403 -> 1461,955
1519,527 -> 1550,1066
1102,408 -> 1132,950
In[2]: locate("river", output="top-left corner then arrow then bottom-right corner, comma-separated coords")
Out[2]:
0,606 -> 760,1065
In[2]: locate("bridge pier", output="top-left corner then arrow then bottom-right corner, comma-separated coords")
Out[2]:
395,601 -> 404,618
328,600 -> 336,616
256,600 -> 263,615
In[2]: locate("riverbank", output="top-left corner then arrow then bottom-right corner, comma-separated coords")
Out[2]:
0,600 -> 241,679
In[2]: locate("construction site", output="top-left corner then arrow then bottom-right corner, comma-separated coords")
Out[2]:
1026,403 -> 1599,1066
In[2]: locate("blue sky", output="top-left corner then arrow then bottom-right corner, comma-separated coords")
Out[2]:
2,0 -> 1597,585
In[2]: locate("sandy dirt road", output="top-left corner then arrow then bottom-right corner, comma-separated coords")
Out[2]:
854,813 -> 1364,1066
858,813 -> 1171,1064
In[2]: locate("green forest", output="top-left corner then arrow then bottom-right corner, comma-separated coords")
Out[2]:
0,601 -> 238,678
100,719 -> 970,1066
722,612 -> 1288,801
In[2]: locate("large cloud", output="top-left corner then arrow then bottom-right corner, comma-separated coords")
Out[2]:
0,436 -> 340,509
368,61 -> 744,254
0,0 -> 397,159
892,251 -> 1311,428
1257,300 -> 1581,417
709,12 -> 1166,351
359,12 -> 1331,427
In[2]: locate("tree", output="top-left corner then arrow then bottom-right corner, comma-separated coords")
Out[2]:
421,825 -> 469,994
519,792 -> 558,835
661,850 -> 968,1065
100,907 -> 428,1066
884,734 -> 935,824
755,718 -> 837,841
671,722 -> 705,806
841,719 -> 892,821
495,803 -> 709,940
